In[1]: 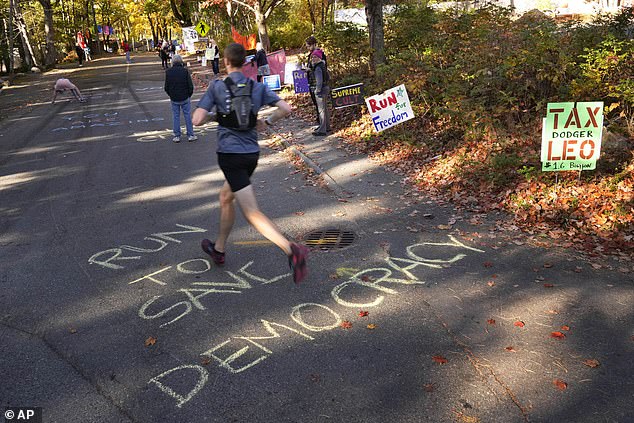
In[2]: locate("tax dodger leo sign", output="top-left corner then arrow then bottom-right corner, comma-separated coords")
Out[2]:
541,102 -> 604,171
366,84 -> 414,132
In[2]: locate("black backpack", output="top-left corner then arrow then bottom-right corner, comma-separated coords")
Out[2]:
217,77 -> 257,131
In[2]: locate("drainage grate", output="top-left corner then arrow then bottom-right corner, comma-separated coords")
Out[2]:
304,229 -> 356,251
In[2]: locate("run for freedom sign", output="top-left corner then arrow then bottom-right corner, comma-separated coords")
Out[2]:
541,102 -> 603,171
365,84 -> 414,132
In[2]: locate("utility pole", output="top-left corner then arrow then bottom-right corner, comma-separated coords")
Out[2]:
8,0 -> 14,73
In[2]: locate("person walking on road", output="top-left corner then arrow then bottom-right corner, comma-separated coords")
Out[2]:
160,40 -> 169,69
51,78 -> 85,103
123,41 -> 131,63
164,54 -> 197,143
309,49 -> 331,136
192,42 -> 309,284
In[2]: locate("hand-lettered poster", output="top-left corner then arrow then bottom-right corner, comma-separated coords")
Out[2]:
331,83 -> 364,109
365,84 -> 415,132
541,102 -> 603,171
293,70 -> 309,94
243,50 -> 287,83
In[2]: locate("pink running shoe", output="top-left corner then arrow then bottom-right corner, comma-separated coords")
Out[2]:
289,243 -> 309,284
201,239 -> 225,266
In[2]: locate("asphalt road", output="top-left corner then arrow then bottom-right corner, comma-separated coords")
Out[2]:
1,53 -> 632,423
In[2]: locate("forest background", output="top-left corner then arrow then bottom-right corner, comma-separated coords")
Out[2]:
1,0 -> 633,258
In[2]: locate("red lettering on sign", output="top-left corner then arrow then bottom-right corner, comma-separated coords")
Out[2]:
565,139 -> 577,160
548,108 -> 565,129
368,99 -> 380,113
564,108 -> 581,129
548,140 -> 561,161
387,92 -> 398,106
579,139 -> 595,159
584,107 -> 600,128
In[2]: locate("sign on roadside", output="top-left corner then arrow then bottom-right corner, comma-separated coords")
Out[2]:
365,84 -> 414,132
541,102 -> 603,171
292,70 -> 309,94
195,21 -> 210,37
331,83 -> 364,109
263,74 -> 281,91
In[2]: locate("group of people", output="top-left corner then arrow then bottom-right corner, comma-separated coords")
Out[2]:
75,31 -> 91,67
159,40 -> 177,69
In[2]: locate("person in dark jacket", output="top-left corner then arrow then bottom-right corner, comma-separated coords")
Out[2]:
305,36 -> 327,125
164,54 -> 197,143
309,50 -> 331,136
251,42 -> 270,82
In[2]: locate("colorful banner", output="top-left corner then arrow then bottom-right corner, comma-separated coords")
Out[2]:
541,102 -> 603,171
231,27 -> 257,51
243,50 -> 287,83
293,70 -> 309,94
365,84 -> 415,132
331,83 -> 364,109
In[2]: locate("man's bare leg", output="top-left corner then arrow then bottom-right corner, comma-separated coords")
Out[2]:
214,181 -> 236,253
233,185 -> 292,256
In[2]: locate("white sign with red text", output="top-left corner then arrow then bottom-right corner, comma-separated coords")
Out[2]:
365,84 -> 415,132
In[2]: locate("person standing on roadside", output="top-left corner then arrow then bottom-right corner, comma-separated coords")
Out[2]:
309,50 -> 331,136
164,54 -> 197,143
210,39 -> 220,75
192,42 -> 309,284
305,36 -> 327,125
75,44 -> 85,67
160,40 -> 169,69
123,41 -> 131,63
252,42 -> 270,83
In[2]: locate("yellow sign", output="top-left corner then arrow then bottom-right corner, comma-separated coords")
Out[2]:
195,21 -> 210,37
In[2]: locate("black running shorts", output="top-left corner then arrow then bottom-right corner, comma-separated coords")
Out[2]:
217,152 -> 259,192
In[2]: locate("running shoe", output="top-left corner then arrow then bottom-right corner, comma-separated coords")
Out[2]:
173,136 -> 181,143
201,239 -> 225,266
289,243 -> 309,284
188,135 -> 198,142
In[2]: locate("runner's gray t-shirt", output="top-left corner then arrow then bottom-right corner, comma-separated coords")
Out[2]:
197,71 -> 280,153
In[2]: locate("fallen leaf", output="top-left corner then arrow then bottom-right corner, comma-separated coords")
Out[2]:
144,336 -> 157,347
294,211 -> 305,216
200,358 -> 211,366
574,266 -> 583,273
341,321 -> 353,329
561,325 -> 570,331
582,359 -> 600,368
544,283 -> 555,288
491,274 -> 498,278
547,309 -> 559,314
329,273 -> 340,280
544,263 -> 554,268
505,346 -> 517,352
551,331 -> 566,339
360,275 -> 374,282
483,261 -> 494,268
432,355 -> 448,364
591,263 -> 602,269
514,321 -> 525,328
487,319 -> 496,325
437,224 -> 452,230
423,383 -> 434,392
359,311 -> 369,317
487,281 -> 496,287
367,323 -> 377,330
337,198 -> 349,203
553,379 -> 568,390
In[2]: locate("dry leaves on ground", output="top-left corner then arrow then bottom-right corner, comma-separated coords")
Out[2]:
551,331 -> 566,339
553,379 -> 568,390
583,359 -> 600,368
144,336 -> 157,347
341,321 -> 353,329
514,321 -> 526,328
432,355 -> 448,364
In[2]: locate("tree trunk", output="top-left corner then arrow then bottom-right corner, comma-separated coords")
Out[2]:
255,3 -> 270,51
13,0 -> 39,68
169,0 -> 192,26
37,0 -> 57,67
365,0 -> 385,70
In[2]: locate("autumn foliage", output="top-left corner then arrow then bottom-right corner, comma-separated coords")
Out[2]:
286,4 -> 634,257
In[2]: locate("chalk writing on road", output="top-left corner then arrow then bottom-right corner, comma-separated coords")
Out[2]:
142,234 -> 484,408
51,111 -> 165,132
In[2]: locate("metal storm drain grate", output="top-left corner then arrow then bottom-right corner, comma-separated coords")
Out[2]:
304,229 -> 356,251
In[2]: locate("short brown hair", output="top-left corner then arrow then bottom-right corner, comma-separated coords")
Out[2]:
305,36 -> 317,46
224,43 -> 246,68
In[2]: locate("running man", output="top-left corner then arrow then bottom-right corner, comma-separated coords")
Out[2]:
51,78 -> 85,104
192,42 -> 309,284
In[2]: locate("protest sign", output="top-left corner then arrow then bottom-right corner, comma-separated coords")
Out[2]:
541,102 -> 603,171
263,75 -> 281,91
331,83 -> 364,109
365,84 -> 414,132
293,70 -> 309,94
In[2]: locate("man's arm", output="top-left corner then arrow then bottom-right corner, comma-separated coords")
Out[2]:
192,107 -> 214,126
257,100 -> 291,131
